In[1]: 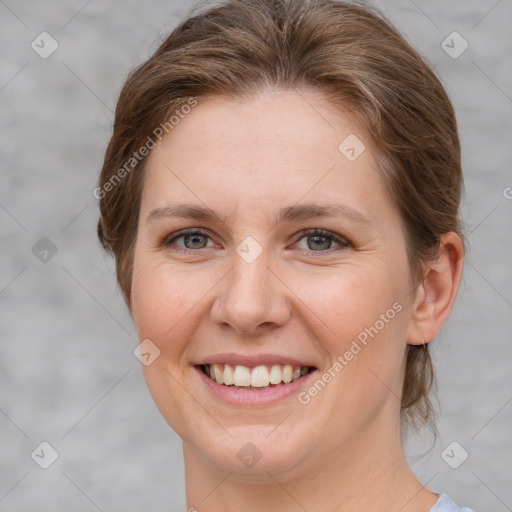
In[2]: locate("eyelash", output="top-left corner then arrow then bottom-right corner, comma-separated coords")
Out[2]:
163,228 -> 351,255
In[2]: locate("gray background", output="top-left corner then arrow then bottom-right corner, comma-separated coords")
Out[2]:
1,0 -> 511,511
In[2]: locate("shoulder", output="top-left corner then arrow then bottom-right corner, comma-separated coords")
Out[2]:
429,493 -> 475,512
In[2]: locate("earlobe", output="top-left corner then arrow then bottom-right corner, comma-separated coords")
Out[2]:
406,232 -> 464,346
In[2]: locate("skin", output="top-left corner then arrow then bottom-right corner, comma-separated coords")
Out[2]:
129,89 -> 464,512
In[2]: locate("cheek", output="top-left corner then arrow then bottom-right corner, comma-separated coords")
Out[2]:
292,262 -> 404,345
130,254 -> 208,439
132,258 -> 193,350
290,263 -> 408,413
130,250 -> 226,369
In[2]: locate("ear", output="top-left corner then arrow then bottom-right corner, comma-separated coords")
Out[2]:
406,232 -> 464,345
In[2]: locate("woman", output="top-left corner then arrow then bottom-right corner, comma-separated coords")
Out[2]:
96,1 -> 473,510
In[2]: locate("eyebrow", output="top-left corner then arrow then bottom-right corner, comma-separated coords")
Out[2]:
145,203 -> 372,226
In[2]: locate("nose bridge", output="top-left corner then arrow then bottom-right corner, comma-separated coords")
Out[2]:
211,238 -> 290,334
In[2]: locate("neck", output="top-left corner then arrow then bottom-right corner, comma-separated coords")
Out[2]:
183,407 -> 438,512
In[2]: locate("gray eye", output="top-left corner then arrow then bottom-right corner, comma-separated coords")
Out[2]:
295,231 -> 345,252
182,233 -> 209,249
305,234 -> 333,251
293,228 -> 350,253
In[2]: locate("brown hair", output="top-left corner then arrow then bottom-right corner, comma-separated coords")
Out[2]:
96,0 -> 463,433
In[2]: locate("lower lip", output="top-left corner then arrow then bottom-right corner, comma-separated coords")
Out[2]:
195,366 -> 318,406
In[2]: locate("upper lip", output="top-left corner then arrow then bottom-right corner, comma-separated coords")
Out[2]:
194,353 -> 317,368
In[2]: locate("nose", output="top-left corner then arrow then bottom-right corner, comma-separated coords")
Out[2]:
210,249 -> 292,336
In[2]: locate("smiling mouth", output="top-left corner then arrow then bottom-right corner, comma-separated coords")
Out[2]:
198,363 -> 315,389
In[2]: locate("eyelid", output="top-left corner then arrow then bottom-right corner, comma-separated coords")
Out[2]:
293,228 -> 351,251
163,227 -> 351,253
163,228 -> 213,251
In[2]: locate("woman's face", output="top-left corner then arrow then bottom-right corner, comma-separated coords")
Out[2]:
130,89 -> 417,478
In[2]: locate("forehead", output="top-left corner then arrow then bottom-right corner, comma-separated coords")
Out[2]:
140,89 -> 398,226
153,90 -> 361,164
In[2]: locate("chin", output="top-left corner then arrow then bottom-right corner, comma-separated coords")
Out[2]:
186,422 -> 316,481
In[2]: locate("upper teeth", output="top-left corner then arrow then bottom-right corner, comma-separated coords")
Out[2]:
206,363 -> 310,387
